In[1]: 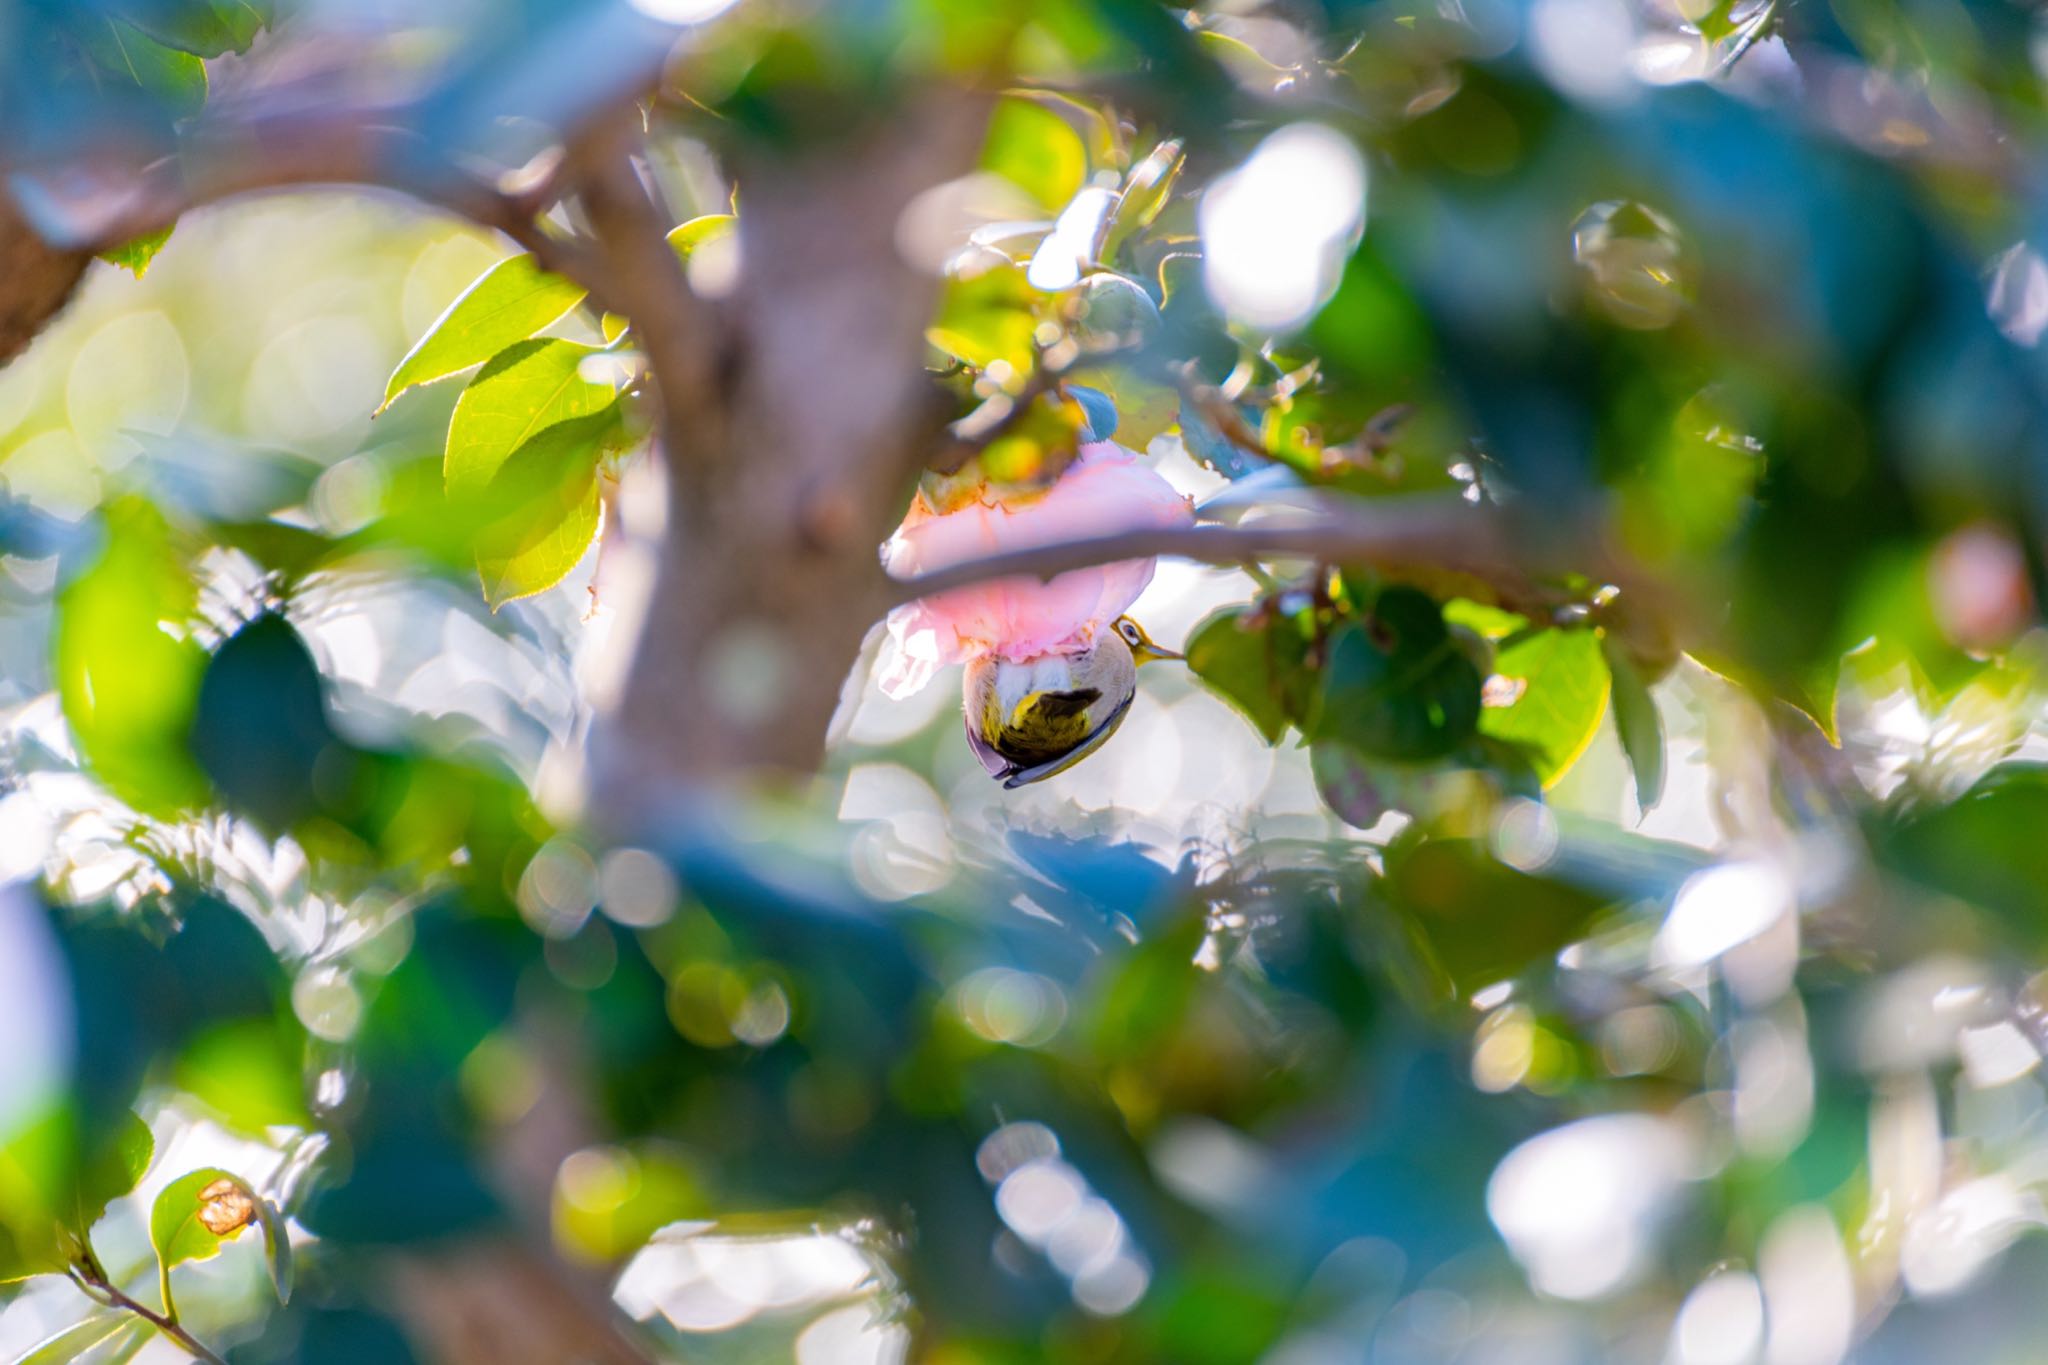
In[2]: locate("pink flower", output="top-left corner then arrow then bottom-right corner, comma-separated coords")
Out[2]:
879,441 -> 1194,698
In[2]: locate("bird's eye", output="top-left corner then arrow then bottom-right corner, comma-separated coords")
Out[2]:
1120,622 -> 1141,644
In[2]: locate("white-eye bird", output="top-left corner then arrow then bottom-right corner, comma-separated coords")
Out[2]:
963,615 -> 1182,788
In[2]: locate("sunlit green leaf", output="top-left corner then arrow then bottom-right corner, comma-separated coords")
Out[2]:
383,257 -> 588,411
150,1167 -> 258,1321
15,1312 -> 129,1365
929,263 -> 1038,373
54,498 -> 210,816
470,405 -> 622,607
666,214 -> 736,259
981,95 -> 1088,213
444,339 -> 615,496
98,225 -> 173,278
1478,628 -> 1610,787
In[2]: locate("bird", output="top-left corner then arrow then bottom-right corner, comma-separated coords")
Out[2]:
963,615 -> 1182,788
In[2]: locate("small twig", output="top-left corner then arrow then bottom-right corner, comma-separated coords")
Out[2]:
98,1281 -> 230,1365
69,1251 -> 229,1365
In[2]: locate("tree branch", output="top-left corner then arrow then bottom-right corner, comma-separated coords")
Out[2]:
568,108 -> 717,464
12,106 -> 618,308
883,498 -> 1563,604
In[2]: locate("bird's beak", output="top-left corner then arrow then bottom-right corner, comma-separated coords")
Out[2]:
1135,642 -> 1184,666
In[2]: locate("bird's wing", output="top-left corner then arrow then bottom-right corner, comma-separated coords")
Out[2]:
964,712 -> 1019,779
1002,691 -> 1134,788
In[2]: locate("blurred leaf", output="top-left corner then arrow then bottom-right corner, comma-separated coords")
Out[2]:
1180,400 -> 1263,479
111,0 -> 271,56
256,1196 -> 292,1304
188,612 -> 338,834
15,1312 -> 129,1365
151,1167 -> 257,1320
1309,589 -> 1482,762
1066,361 -> 1178,448
930,263 -> 1038,373
1188,606 -> 1314,744
382,257 -> 588,411
87,1321 -> 152,1363
54,498 -> 210,816
97,224 -> 172,277
1065,272 -> 1160,353
1477,628 -> 1609,787
1067,383 -> 1118,442
71,18 -> 208,118
1605,638 -> 1665,815
174,1020 -> 310,1134
666,213 -> 736,259
981,95 -> 1088,213
1103,138 -> 1183,261
1881,765 -> 2048,943
1383,837 -> 1610,997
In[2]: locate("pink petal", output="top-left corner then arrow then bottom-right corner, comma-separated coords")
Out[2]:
879,442 -> 1193,698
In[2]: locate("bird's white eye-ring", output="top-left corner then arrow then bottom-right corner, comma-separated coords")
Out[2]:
1118,620 -> 1142,645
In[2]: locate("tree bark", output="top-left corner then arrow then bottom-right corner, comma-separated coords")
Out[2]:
588,91 -> 991,824
0,191 -> 90,368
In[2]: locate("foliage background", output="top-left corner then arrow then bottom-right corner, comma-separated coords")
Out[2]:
2,0 -> 2048,1363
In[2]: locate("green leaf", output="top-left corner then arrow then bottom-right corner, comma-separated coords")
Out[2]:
1188,607 -> 1314,744
256,1196 -> 292,1304
1880,765 -> 2048,947
72,18 -> 208,118
150,1167 -> 258,1321
1309,589 -> 1483,762
382,256 -> 589,411
88,1320 -> 153,1364
666,213 -> 736,259
981,95 -> 1088,213
98,225 -> 173,278
54,498 -> 210,816
1478,628 -> 1610,787
468,406 -> 623,608
1067,384 -> 1118,442
1604,638 -> 1665,816
1383,836 -> 1611,998
173,1021 -> 311,1134
111,0 -> 270,55
929,264 -> 1038,373
16,1312 -> 129,1365
1103,138 -> 1183,261
444,339 -> 615,496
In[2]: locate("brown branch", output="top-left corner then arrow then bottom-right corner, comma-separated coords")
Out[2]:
882,496 -> 1682,636
18,107 -> 618,308
568,108 -> 716,463
884,498 -> 1528,603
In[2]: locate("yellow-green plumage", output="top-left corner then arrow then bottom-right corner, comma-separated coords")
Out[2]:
963,617 -> 1181,787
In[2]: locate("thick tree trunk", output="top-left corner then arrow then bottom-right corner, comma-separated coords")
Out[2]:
0,191 -> 90,367
589,92 -> 990,823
